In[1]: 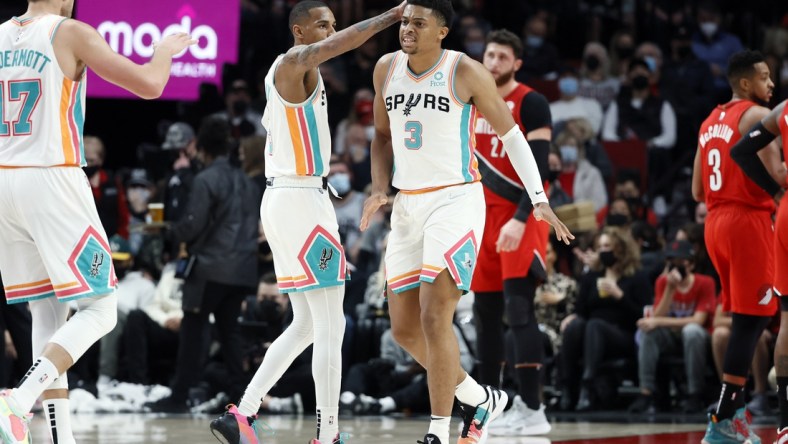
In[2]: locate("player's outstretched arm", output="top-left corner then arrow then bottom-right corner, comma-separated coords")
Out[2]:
360,53 -> 396,232
59,20 -> 195,99
458,57 -> 574,244
280,2 -> 405,77
731,101 -> 786,200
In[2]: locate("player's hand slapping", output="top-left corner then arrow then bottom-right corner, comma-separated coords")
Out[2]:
533,202 -> 574,245
360,192 -> 388,232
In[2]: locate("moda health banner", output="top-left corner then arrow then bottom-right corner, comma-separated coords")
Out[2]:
75,0 -> 239,100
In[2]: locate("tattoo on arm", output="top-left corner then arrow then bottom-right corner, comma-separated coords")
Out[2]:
296,43 -> 326,66
353,11 -> 397,32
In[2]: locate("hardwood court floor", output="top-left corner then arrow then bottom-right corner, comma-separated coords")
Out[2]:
27,413 -> 777,443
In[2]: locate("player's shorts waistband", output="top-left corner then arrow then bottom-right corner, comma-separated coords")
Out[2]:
266,176 -> 328,189
399,180 -> 481,195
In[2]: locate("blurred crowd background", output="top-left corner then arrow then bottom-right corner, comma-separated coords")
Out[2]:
1,0 -> 788,417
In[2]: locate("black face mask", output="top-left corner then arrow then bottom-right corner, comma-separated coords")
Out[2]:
632,75 -> 650,91
255,299 -> 283,323
606,213 -> 630,227
677,45 -> 693,60
599,251 -> 617,268
584,55 -> 601,71
669,263 -> 688,280
547,169 -> 561,183
617,46 -> 634,59
83,165 -> 99,177
232,99 -> 249,115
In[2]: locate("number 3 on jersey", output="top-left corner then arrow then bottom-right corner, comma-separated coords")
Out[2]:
707,147 -> 722,191
0,80 -> 42,137
404,121 -> 422,150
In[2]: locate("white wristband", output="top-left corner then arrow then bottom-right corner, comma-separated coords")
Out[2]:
500,125 -> 548,205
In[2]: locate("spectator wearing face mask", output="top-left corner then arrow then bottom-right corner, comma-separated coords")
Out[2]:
83,135 -> 130,239
550,67 -> 604,136
604,198 -> 634,228
691,1 -> 744,101
547,147 -> 572,208
327,159 -> 365,256
334,88 -> 375,158
578,42 -> 620,110
517,15 -> 560,81
560,227 -> 651,411
609,30 -> 636,80
125,168 -> 156,255
628,240 -> 715,415
603,59 -> 677,196
661,26 -> 715,155
635,42 -> 664,87
554,130 -> 607,212
462,25 -> 486,62
211,79 -> 266,139
596,171 -> 659,227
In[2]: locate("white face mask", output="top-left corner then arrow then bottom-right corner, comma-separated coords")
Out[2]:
700,22 -> 718,38
559,145 -> 578,164
328,173 -> 351,195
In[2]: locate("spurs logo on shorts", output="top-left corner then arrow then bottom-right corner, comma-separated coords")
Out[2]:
319,248 -> 333,271
90,252 -> 104,278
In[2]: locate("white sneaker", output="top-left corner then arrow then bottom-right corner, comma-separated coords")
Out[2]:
486,395 -> 522,434
489,397 -> 551,437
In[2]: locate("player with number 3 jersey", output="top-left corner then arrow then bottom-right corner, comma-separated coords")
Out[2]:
692,50 -> 784,444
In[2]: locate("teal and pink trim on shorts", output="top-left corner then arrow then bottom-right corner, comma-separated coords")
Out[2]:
277,226 -> 348,294
4,226 -> 117,304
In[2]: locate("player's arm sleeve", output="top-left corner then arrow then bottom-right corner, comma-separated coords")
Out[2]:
513,93 -> 552,221
730,122 -> 782,196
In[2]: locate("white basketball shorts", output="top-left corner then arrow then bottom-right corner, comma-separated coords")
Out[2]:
0,167 -> 117,304
261,176 -> 348,293
385,181 -> 486,294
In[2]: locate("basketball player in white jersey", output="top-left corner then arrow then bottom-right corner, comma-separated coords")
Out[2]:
359,1 -> 573,443
0,1 -> 194,443
209,2 -> 405,444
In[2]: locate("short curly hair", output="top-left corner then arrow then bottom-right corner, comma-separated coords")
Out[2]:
407,0 -> 454,29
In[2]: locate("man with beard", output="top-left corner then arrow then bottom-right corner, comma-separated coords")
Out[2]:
360,2 -> 573,442
471,28 -> 553,437
691,50 -> 784,443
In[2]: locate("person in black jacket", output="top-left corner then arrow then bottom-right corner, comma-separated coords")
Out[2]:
146,117 -> 261,413
559,226 -> 651,411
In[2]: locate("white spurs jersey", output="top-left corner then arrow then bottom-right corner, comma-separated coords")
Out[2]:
262,55 -> 331,178
383,50 -> 480,191
0,15 -> 86,168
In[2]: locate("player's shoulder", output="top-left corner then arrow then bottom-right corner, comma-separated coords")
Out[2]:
376,51 -> 400,67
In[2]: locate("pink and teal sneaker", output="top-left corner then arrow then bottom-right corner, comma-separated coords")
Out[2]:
0,391 -> 30,444
210,404 -> 267,444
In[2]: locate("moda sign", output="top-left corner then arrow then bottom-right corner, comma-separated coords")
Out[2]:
76,0 -> 239,100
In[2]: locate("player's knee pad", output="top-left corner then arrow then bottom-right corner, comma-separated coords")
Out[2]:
29,297 -> 70,354
75,292 -> 118,337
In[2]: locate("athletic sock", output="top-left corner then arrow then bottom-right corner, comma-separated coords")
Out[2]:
778,377 -> 788,429
428,415 -> 451,443
14,357 -> 59,413
515,365 -> 542,410
43,398 -> 76,444
715,381 -> 745,420
317,407 -> 339,443
455,373 -> 487,406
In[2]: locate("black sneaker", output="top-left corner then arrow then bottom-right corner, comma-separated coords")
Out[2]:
627,394 -> 656,414
209,404 -> 260,444
417,433 -> 442,444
